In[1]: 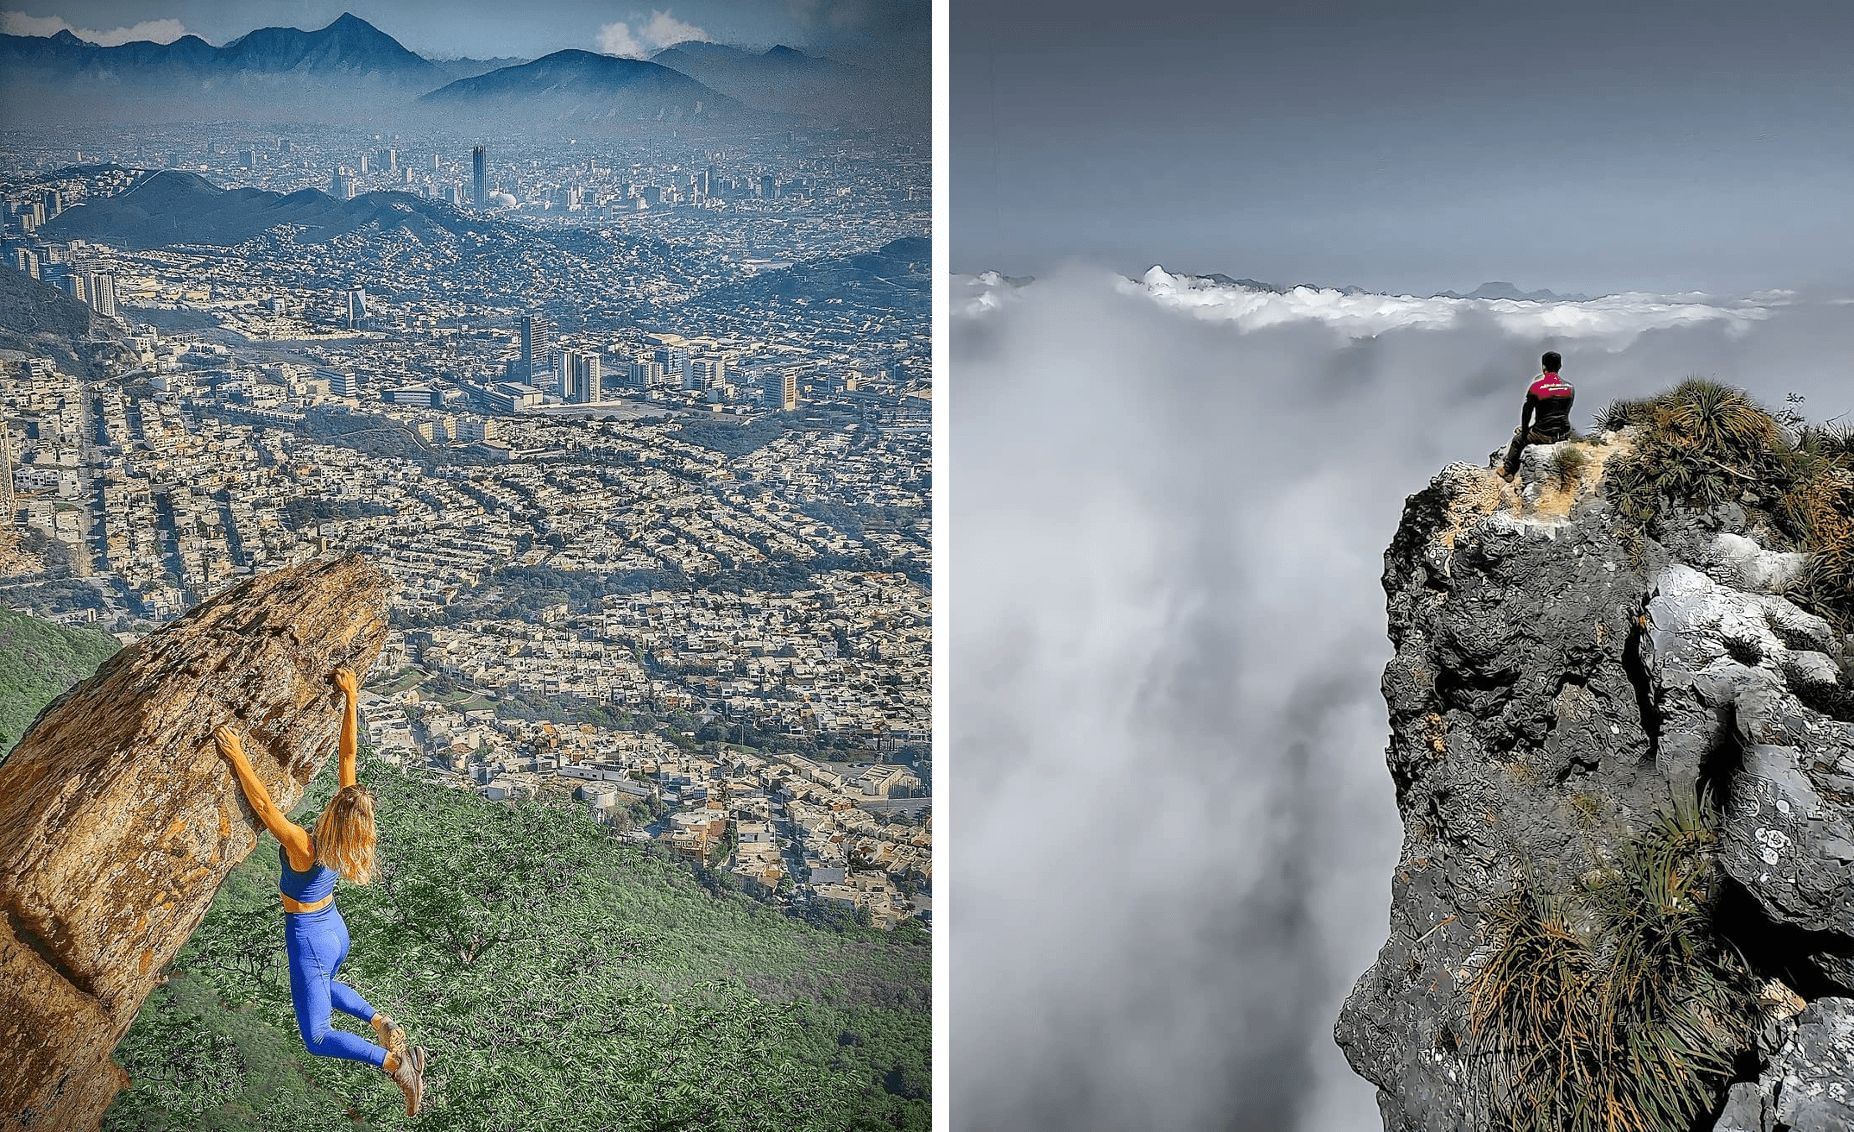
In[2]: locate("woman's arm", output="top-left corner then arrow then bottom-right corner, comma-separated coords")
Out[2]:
334,666 -> 360,790
215,724 -> 315,871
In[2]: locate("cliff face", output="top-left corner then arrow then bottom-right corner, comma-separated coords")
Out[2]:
1336,435 -> 1854,1131
0,554 -> 392,1132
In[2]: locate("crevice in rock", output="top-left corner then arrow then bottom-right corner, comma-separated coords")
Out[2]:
4,906 -> 100,1004
1714,877 -> 1853,1000
1432,664 -> 1516,714
1621,608 -> 1661,769
1698,701 -> 1742,809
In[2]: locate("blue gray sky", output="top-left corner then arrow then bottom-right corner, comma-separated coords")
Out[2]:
0,1 -> 925,67
953,0 -> 1854,295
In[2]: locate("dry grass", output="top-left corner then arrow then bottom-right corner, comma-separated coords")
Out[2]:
1527,436 -> 1630,520
1437,470 -> 1513,549
1567,791 -> 1606,831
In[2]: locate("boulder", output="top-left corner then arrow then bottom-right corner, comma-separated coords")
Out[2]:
0,553 -> 393,1131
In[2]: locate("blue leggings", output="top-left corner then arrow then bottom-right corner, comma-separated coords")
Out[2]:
284,905 -> 388,1068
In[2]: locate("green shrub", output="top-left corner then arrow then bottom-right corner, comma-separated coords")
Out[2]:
1467,791 -> 1758,1132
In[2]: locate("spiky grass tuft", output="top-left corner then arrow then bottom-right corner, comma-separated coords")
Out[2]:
1596,398 -> 1650,434
1467,791 -> 1759,1132
1602,380 -> 1854,633
1547,446 -> 1591,494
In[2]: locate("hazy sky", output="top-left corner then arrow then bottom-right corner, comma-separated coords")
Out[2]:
953,0 -> 1854,295
950,273 -> 1854,1132
0,0 -> 926,66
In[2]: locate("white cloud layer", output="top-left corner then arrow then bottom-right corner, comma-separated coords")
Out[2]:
596,10 -> 709,59
950,264 -> 1854,1132
1,10 -> 191,45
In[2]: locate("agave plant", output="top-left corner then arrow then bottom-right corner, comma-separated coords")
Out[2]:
1467,791 -> 1758,1132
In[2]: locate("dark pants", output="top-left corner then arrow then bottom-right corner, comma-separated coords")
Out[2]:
1502,426 -> 1568,476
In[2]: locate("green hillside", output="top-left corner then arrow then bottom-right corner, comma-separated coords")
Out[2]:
103,750 -> 931,1131
0,603 -> 118,757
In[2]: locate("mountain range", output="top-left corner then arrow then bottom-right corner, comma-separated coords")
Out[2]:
36,168 -> 488,249
0,13 -> 434,83
1178,271 -> 1594,302
0,13 -> 905,130
1432,280 -> 1594,302
417,49 -> 758,128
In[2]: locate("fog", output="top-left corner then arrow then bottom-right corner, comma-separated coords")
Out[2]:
948,264 -> 1854,1131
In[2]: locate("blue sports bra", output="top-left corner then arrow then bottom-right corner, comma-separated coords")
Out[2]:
279,842 -> 337,906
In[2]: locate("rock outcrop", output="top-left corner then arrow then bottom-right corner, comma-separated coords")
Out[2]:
1336,435 -> 1854,1131
0,554 -> 392,1132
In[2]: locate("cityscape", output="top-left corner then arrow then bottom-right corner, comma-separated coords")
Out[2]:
0,13 -> 931,932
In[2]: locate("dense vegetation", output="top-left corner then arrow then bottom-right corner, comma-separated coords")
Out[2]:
1467,793 -> 1758,1132
0,602 -> 117,757
103,750 -> 929,1130
1599,379 -> 1854,633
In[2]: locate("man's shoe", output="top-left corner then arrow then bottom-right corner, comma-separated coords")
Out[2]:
387,1047 -> 426,1116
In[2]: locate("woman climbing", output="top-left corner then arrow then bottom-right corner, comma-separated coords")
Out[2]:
215,664 -> 428,1116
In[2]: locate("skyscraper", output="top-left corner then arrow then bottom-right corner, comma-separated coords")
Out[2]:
347,286 -> 368,329
690,358 -> 726,390
764,370 -> 797,411
654,346 -> 690,387
557,352 -> 603,404
629,359 -> 663,388
472,146 -> 487,210
317,368 -> 360,397
577,354 -> 602,404
521,314 -> 554,380
0,409 -> 15,525
84,272 -> 117,318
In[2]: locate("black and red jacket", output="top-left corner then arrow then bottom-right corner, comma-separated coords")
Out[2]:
1521,371 -> 1574,436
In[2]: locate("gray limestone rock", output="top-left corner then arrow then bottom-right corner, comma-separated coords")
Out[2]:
1708,999 -> 1854,1132
1340,452 -> 1854,1132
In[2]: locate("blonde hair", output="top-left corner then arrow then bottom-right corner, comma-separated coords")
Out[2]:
312,785 -> 377,885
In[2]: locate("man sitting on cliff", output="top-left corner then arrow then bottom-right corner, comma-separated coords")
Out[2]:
1499,351 -> 1575,480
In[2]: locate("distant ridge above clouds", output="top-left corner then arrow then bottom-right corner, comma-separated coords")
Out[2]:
956,265 -> 1790,341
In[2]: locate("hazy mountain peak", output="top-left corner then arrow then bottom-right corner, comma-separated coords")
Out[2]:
218,11 -> 432,73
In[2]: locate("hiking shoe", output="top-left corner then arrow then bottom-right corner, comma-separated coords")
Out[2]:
387,1046 -> 427,1116
373,1012 -> 409,1057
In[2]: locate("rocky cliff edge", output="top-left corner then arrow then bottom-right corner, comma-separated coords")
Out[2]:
1337,421 -> 1854,1132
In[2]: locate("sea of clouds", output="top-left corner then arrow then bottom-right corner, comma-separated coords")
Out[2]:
949,265 -> 1854,1131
